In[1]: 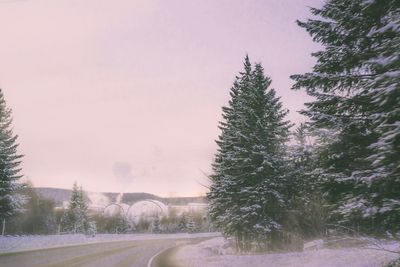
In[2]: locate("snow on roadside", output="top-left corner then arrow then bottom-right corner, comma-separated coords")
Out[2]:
174,237 -> 400,267
0,232 -> 220,254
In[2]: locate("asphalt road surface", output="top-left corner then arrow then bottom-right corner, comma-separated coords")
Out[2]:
0,237 -> 208,267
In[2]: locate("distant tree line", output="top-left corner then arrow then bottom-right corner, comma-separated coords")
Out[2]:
5,181 -> 212,235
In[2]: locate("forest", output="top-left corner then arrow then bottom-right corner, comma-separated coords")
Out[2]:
208,0 -> 399,254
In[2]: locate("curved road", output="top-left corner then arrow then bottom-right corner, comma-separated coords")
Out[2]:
0,237 -> 207,267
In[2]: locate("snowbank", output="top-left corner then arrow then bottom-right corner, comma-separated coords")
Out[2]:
174,237 -> 400,267
0,232 -> 220,254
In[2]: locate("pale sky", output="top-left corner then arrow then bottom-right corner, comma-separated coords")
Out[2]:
0,0 -> 322,197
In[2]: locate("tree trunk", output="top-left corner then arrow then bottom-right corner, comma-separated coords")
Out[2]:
2,219 -> 5,236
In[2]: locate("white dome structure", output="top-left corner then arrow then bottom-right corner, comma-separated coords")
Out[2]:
103,203 -> 129,217
127,199 -> 167,222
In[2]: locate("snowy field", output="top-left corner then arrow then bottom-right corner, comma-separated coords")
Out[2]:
0,232 -> 220,254
174,237 -> 400,267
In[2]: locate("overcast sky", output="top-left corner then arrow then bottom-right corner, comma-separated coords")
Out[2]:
0,0 -> 322,197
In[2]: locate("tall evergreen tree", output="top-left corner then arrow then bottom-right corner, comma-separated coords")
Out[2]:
291,0 -> 400,234
0,89 -> 24,233
208,56 -> 291,251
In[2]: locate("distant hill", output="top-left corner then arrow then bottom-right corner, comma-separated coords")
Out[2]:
35,187 -> 72,206
35,187 -> 207,207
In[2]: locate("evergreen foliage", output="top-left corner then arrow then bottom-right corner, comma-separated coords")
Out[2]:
291,0 -> 400,234
152,214 -> 161,233
286,124 -> 326,238
186,214 -> 197,233
136,215 -> 151,232
62,182 -> 89,233
0,89 -> 24,222
208,56 -> 291,251
91,212 -> 130,233
178,212 -> 188,232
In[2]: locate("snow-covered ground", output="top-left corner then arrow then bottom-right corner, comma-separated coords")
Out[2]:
0,232 -> 220,254
174,237 -> 400,267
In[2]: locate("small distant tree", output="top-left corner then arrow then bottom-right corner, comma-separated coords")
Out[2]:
136,215 -> 150,232
107,213 -> 130,233
190,211 -> 207,232
152,214 -> 161,233
160,208 -> 179,233
91,213 -> 126,234
186,215 -> 197,233
178,213 -> 188,232
160,214 -> 170,232
87,221 -> 97,236
62,182 -> 89,233
0,89 -> 24,234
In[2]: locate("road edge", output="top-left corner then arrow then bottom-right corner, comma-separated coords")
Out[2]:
148,236 -> 217,267
147,247 -> 173,267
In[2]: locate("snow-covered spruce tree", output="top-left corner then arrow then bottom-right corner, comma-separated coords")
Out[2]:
207,60 -> 249,248
208,56 -> 291,251
291,0 -> 400,234
0,89 -> 24,234
178,212 -> 188,232
62,182 -> 89,233
186,214 -> 197,233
